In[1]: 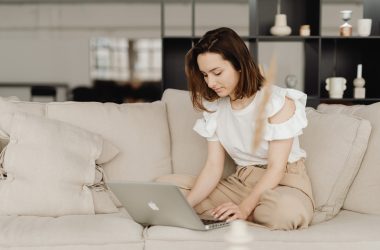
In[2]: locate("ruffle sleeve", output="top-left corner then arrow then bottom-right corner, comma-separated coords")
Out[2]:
193,99 -> 219,141
264,86 -> 308,141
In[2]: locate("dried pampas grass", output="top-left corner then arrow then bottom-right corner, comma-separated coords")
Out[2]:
252,57 -> 277,152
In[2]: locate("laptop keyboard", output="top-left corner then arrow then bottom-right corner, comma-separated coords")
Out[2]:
201,219 -> 223,225
201,219 -> 229,229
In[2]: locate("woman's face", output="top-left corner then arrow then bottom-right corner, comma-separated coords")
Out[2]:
197,52 -> 240,99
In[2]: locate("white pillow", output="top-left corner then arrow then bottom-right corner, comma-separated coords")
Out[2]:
300,108 -> 371,224
0,112 -> 116,216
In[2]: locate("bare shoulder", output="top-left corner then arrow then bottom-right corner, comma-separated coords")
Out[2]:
268,97 -> 295,124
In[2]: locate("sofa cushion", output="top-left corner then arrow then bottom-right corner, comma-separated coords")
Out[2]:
299,108 -> 371,224
162,89 -> 235,178
0,97 -> 119,167
0,112 -> 104,216
0,97 -> 172,187
46,101 -> 172,182
0,209 -> 144,249
144,210 -> 380,250
0,98 -> 121,214
318,103 -> 380,215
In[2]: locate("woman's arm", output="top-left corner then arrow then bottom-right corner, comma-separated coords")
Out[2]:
186,140 -> 226,207
212,97 -> 296,221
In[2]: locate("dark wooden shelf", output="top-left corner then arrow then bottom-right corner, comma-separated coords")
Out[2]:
319,98 -> 380,102
162,0 -> 380,106
321,36 -> 380,39
255,36 -> 320,41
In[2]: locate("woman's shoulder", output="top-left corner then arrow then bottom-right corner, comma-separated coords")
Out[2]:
263,85 -> 308,141
265,85 -> 307,118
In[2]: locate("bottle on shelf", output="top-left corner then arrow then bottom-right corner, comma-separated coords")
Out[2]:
353,64 -> 366,99
270,0 -> 291,36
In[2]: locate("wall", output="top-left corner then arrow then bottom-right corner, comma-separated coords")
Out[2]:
0,3 -> 162,88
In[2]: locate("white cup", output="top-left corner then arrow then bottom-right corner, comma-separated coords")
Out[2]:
325,77 -> 347,99
357,19 -> 372,37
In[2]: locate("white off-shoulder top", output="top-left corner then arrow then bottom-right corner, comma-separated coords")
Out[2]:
193,85 -> 308,166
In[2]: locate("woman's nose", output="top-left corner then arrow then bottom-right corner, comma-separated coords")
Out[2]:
207,76 -> 217,88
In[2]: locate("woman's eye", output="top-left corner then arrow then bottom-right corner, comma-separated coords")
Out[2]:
215,72 -> 222,76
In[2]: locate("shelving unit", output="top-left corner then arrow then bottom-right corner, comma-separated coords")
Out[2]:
162,0 -> 380,107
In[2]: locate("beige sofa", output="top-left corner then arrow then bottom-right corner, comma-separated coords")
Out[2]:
0,88 -> 380,250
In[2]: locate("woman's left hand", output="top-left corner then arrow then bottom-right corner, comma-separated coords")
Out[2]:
211,202 -> 250,222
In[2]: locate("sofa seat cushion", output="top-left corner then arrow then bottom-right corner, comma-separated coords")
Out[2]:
0,209 -> 144,249
144,210 -> 380,250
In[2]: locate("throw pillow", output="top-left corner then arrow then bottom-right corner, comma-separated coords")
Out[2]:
318,103 -> 380,215
0,112 -> 117,216
0,97 -> 120,214
300,108 -> 371,224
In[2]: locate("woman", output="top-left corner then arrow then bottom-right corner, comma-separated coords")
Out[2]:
158,27 -> 314,230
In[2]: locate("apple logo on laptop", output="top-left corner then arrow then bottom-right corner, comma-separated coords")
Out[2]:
148,201 -> 160,211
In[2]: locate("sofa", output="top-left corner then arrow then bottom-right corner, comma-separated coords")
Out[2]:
0,88 -> 379,250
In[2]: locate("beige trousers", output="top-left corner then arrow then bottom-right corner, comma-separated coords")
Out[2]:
156,159 -> 314,230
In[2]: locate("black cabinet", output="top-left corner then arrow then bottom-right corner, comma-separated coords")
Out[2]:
162,0 -> 380,107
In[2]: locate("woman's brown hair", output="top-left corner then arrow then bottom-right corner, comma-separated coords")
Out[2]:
185,27 -> 264,112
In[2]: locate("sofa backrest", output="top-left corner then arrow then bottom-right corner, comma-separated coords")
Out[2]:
162,89 -> 235,177
0,98 -> 172,182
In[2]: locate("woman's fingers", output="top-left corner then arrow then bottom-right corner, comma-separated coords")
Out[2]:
211,202 -> 234,216
218,208 -> 238,220
226,214 -> 238,222
211,202 -> 240,220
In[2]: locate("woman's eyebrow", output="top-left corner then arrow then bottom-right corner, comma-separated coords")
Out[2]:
202,67 -> 221,74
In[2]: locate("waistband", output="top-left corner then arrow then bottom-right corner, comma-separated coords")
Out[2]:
235,158 -> 314,208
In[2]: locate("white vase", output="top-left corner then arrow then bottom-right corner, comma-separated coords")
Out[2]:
270,14 -> 292,36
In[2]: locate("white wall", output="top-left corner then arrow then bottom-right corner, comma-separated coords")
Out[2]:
258,42 -> 305,91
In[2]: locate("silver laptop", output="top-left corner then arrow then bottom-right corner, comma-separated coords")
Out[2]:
107,181 -> 229,231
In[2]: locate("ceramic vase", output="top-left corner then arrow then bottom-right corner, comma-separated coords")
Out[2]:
270,14 -> 292,36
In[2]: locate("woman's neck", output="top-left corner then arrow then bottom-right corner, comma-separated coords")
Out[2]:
230,94 -> 255,110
